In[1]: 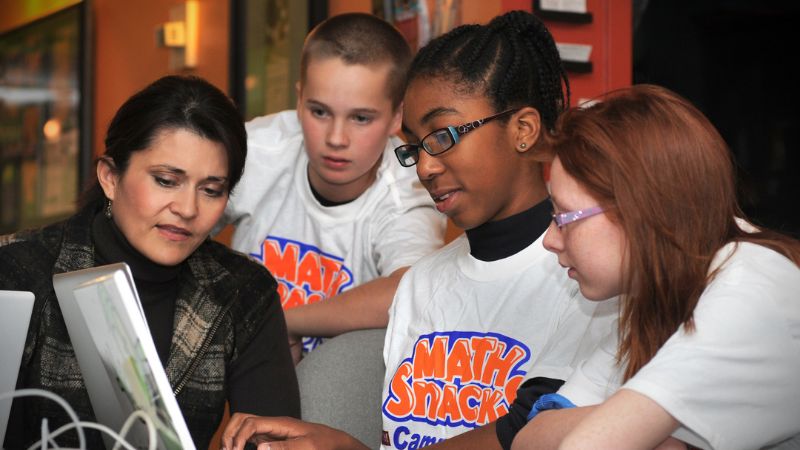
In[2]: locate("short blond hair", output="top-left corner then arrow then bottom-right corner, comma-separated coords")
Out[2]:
300,13 -> 412,109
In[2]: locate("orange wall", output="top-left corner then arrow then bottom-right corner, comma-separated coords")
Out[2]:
93,0 -> 229,157
1,0 -> 230,160
4,0 -> 629,160
328,0 -> 631,106
5,0 -> 629,161
543,0 -> 633,104
329,0 -> 502,24
2,0 -> 233,249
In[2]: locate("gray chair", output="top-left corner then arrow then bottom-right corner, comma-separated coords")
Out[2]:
296,328 -> 387,448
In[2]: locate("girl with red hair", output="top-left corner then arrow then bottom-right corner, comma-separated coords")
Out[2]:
514,84 -> 800,450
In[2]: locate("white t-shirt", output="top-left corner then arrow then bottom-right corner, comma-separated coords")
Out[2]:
380,233 -> 618,449
224,111 -> 446,352
559,241 -> 800,450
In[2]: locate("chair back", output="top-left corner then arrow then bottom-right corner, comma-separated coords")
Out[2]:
296,328 -> 387,448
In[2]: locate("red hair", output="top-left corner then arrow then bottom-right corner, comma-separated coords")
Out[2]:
549,84 -> 800,380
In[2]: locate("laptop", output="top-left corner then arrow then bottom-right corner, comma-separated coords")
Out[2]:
0,290 -> 35,447
53,264 -> 195,449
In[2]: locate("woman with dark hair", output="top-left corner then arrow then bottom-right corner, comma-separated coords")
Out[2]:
512,84 -> 800,449
0,75 -> 300,449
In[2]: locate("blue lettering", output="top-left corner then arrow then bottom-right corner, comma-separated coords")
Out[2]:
391,426 -> 444,449
394,426 -> 410,450
409,432 -> 420,449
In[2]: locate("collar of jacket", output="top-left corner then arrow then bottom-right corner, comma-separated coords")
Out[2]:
51,201 -> 239,390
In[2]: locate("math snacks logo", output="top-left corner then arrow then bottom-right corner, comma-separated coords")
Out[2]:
382,331 -> 530,429
250,236 -> 354,310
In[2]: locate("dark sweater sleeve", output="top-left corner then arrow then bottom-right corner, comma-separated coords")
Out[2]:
495,377 -> 565,450
227,285 -> 300,419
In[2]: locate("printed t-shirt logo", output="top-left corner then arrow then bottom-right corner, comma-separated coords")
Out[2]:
251,236 -> 354,350
382,331 -> 530,432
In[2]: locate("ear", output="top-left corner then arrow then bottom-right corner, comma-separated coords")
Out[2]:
510,107 -> 542,154
389,101 -> 403,136
96,156 -> 119,201
295,81 -> 302,112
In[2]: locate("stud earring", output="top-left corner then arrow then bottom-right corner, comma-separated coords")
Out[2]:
519,143 -> 527,149
105,199 -> 113,219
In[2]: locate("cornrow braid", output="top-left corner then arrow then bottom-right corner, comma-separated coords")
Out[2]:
412,24 -> 479,74
408,10 -> 570,130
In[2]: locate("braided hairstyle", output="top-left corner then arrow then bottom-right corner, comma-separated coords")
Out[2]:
408,10 -> 569,130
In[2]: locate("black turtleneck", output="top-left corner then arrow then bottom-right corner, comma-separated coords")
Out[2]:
465,199 -> 553,262
91,212 -> 178,366
91,212 -> 299,422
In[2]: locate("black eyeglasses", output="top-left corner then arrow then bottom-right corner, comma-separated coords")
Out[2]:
394,108 -> 520,167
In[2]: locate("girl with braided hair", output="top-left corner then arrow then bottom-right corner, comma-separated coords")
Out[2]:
222,11 -> 616,450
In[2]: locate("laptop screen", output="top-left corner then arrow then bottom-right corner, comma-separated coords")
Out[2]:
53,264 -> 196,449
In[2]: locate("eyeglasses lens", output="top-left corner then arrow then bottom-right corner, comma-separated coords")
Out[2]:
395,146 -> 419,167
423,129 -> 455,155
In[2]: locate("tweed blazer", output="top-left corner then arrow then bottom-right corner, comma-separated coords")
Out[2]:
0,202 -> 296,448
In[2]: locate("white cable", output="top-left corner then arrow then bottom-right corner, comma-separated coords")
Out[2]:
0,388 -> 86,450
39,421 -> 140,450
40,418 -> 48,449
36,418 -> 62,450
40,418 -> 67,449
114,410 -> 157,450
3,389 -> 157,450
30,414 -> 159,450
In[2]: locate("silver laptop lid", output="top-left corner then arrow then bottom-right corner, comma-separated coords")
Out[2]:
54,263 -> 195,449
0,290 -> 35,446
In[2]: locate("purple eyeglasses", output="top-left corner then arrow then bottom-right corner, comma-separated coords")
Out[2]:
551,206 -> 605,229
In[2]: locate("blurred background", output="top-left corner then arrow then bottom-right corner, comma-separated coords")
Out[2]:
1,0 -> 798,240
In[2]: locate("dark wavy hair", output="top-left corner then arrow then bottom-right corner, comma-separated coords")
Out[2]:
81,75 -> 246,207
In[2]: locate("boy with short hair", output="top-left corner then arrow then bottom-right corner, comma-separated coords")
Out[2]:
222,13 -> 445,357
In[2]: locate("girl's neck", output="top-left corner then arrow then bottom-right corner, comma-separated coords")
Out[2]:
466,198 -> 552,261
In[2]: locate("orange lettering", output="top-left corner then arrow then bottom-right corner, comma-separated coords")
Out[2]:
458,385 -> 481,423
296,252 -> 322,291
446,339 -> 473,383
282,287 -> 306,310
326,270 -> 351,297
412,380 -> 441,420
436,384 -> 461,422
477,389 -> 505,424
413,337 -> 446,380
470,337 -> 496,381
503,375 -> 524,406
305,292 -> 324,306
482,344 -> 525,386
496,402 -> 509,417
263,241 -> 299,282
319,256 -> 342,292
385,362 -> 414,417
388,335 -> 530,427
